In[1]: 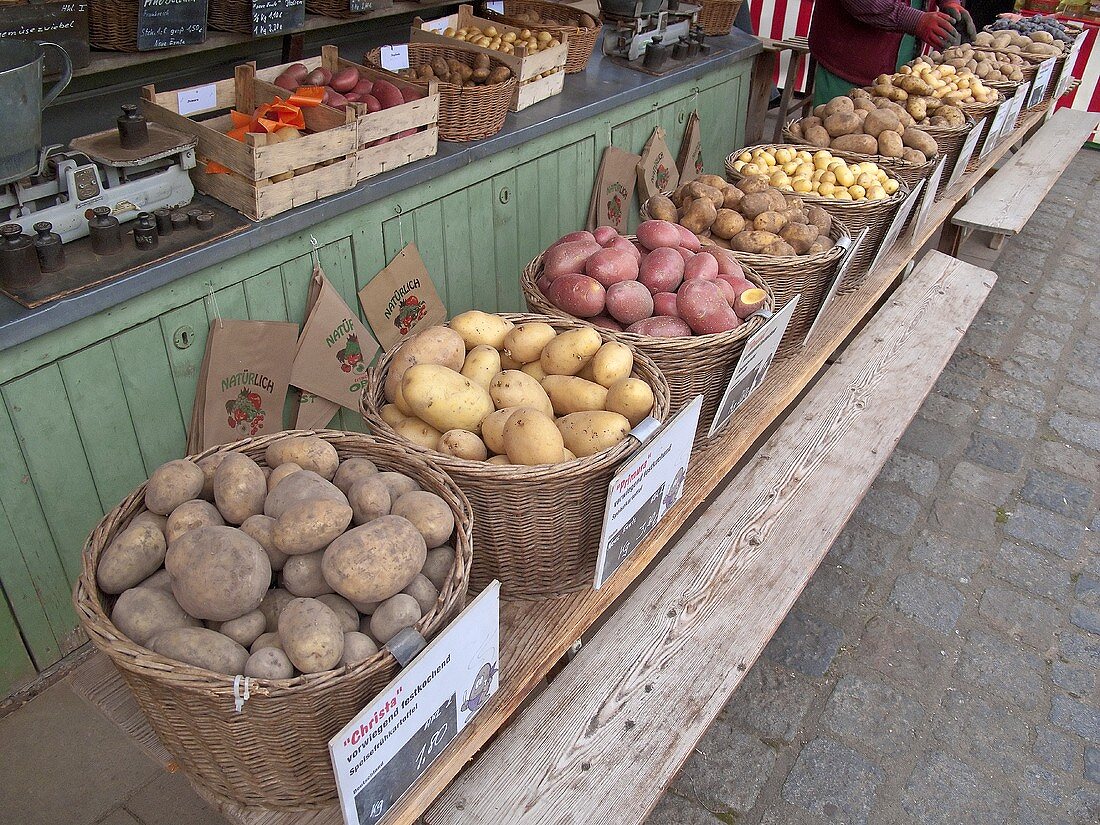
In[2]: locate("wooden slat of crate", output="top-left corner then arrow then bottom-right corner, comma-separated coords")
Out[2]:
191,157 -> 358,221
358,127 -> 439,181
511,69 -> 564,111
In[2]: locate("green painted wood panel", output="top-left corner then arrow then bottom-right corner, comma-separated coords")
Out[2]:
0,584 -> 35,692
0,61 -> 753,694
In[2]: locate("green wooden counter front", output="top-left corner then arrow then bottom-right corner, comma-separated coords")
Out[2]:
0,60 -> 750,695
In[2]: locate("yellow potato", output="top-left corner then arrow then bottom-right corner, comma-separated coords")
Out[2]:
503,408 -> 565,465
481,407 -> 519,455
382,326 -> 466,403
394,417 -> 445,449
488,370 -> 554,418
393,380 -> 415,417
487,455 -> 511,465
401,364 -> 495,433
540,327 -> 602,375
460,345 -> 502,390
603,378 -> 655,427
541,375 -> 609,416
556,411 -> 632,457
521,360 -> 548,381
449,310 -> 515,350
438,429 -> 488,461
589,341 -> 634,388
503,322 -> 557,364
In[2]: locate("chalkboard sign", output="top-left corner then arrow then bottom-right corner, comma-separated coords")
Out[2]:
0,2 -> 90,70
137,0 -> 208,51
349,0 -> 394,14
251,0 -> 304,37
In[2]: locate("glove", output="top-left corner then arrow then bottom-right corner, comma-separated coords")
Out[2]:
917,11 -> 956,49
941,3 -> 977,44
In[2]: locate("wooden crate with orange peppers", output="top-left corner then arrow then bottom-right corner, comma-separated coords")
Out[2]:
140,63 -> 360,221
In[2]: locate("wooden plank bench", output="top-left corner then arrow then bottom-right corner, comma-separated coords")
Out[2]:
941,107 -> 1100,253
425,251 -> 995,824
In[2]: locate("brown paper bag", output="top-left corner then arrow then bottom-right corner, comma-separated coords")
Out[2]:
586,145 -> 642,232
359,243 -> 446,351
186,335 -> 213,453
677,110 -> 703,185
291,390 -> 341,430
636,126 -> 680,202
290,266 -> 382,414
192,319 -> 299,450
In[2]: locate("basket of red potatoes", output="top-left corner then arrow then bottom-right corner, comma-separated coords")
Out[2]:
521,221 -> 774,442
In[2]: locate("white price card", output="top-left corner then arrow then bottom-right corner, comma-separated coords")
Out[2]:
978,99 -> 1014,161
707,297 -> 800,437
1002,84 -> 1030,141
379,45 -> 409,70
1028,57 -> 1057,110
594,396 -> 702,589
806,227 -> 870,343
177,83 -> 216,116
486,1 -> 504,11
1055,32 -> 1086,99
330,584 -> 500,825
422,15 -> 452,33
946,125 -> 983,190
866,179 -> 924,275
909,157 -> 947,239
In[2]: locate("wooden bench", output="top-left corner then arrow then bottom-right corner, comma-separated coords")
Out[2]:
424,251 -> 995,824
940,108 -> 1100,254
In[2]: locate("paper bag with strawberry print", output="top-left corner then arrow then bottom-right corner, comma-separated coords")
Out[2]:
292,390 -> 341,430
677,110 -> 703,185
637,126 -> 680,203
359,243 -> 446,351
194,319 -> 299,450
290,266 -> 381,417
586,145 -> 642,232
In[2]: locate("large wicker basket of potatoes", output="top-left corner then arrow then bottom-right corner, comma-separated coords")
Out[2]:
363,313 -> 670,600
74,431 -> 473,809
481,0 -> 601,73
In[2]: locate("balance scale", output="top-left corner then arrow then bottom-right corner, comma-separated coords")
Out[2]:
601,0 -> 706,69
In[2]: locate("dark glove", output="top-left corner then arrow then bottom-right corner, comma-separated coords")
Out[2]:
941,3 -> 977,44
917,11 -> 956,49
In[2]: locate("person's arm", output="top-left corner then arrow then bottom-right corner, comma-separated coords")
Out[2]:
836,0 -> 925,34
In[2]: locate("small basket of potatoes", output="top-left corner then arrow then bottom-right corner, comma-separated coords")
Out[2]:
74,431 -> 472,808
362,312 -> 671,600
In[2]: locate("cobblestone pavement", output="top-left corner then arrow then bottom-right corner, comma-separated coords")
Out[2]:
649,150 -> 1100,825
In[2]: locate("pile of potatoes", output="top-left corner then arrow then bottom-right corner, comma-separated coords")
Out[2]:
730,146 -> 901,202
97,436 -> 459,680
928,45 -> 1028,83
380,314 -> 656,465
535,222 -> 767,333
504,8 -> 598,30
396,51 -> 512,86
790,94 -> 939,162
869,61 -> 998,122
859,83 -> 967,129
440,23 -> 561,55
645,174 -> 837,256
974,28 -> 1064,58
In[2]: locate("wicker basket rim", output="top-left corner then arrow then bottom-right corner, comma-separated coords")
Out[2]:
484,0 -> 602,33
781,119 -> 942,168
364,44 -> 517,92
363,313 -> 673,478
75,429 -> 473,696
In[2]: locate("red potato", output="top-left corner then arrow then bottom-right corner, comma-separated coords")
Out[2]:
330,67 -> 360,92
711,248 -> 745,278
676,224 -> 702,251
553,231 -> 596,246
677,279 -> 742,334
683,251 -> 719,281
638,247 -> 685,294
359,94 -> 382,113
372,79 -> 404,109
345,93 -> 362,103
627,316 -> 693,337
325,91 -> 349,108
636,220 -> 682,251
589,314 -> 624,331
652,292 -> 681,317
734,288 -> 767,319
367,136 -> 391,147
352,79 -> 374,96
543,240 -> 601,281
401,86 -> 423,102
605,281 -> 654,325
282,63 -> 309,84
585,248 -> 639,287
593,226 -> 619,246
305,67 -> 332,86
536,274 -> 554,295
608,236 -> 642,263
715,278 -> 737,307
274,72 -> 299,90
674,247 -> 695,265
547,274 -> 606,317
717,273 -> 754,295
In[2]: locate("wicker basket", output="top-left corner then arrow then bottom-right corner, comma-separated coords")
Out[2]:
698,0 -> 744,36
74,430 -> 473,809
208,0 -> 253,33
520,255 -> 771,443
88,0 -> 139,51
363,313 -> 670,600
725,144 -> 909,292
640,191 -> 849,356
481,0 -> 601,74
920,116 -> 976,199
365,45 -> 515,141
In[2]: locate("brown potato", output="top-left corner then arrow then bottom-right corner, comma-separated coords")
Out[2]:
901,147 -> 928,164
780,222 -> 820,254
245,647 -> 295,679
265,437 -> 339,481
137,568 -> 174,593
383,326 -> 466,403
165,499 -> 225,544
753,211 -> 789,234
273,499 -> 354,556
197,454 -> 227,501
721,186 -> 743,210
730,230 -> 781,254
711,209 -> 746,240
317,593 -> 360,633
97,523 -> 167,594
763,239 -> 798,256
218,609 -> 267,647
279,597 -> 344,674
332,458 -> 378,495
213,453 -> 267,525
830,133 -> 878,154
375,472 -> 420,501
679,197 -> 718,234
130,511 -> 167,536
111,586 -> 201,646
863,108 -> 902,137
683,181 -> 725,208
258,588 -> 295,633
348,476 -> 392,525
268,462 -> 302,492
390,491 -> 455,548
402,574 -> 439,614
341,631 -> 380,666
645,194 -> 678,223
822,96 -> 855,117
902,127 -> 938,158
736,176 -> 771,195
240,514 -> 287,572
145,460 -> 205,515
421,545 -> 454,591
151,627 -> 249,675
322,515 -> 427,604
165,526 -> 272,621
878,130 -> 904,158
824,112 -> 862,138
282,551 -> 333,598
369,594 -> 422,644
806,205 -> 832,235
264,471 -> 348,519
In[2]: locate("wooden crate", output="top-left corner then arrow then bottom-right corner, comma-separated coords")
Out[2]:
255,46 -> 440,182
140,64 -> 359,221
411,3 -> 568,111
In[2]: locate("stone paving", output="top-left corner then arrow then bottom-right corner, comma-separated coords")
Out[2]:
648,149 -> 1100,825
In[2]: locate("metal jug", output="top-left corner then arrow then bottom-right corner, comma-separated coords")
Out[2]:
0,41 -> 72,186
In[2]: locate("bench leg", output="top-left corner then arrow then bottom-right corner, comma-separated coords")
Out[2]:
746,51 -> 778,145
773,53 -> 804,142
988,233 -> 1006,250
938,223 -> 963,257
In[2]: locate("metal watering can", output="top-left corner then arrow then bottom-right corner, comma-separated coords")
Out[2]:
0,41 -> 73,186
